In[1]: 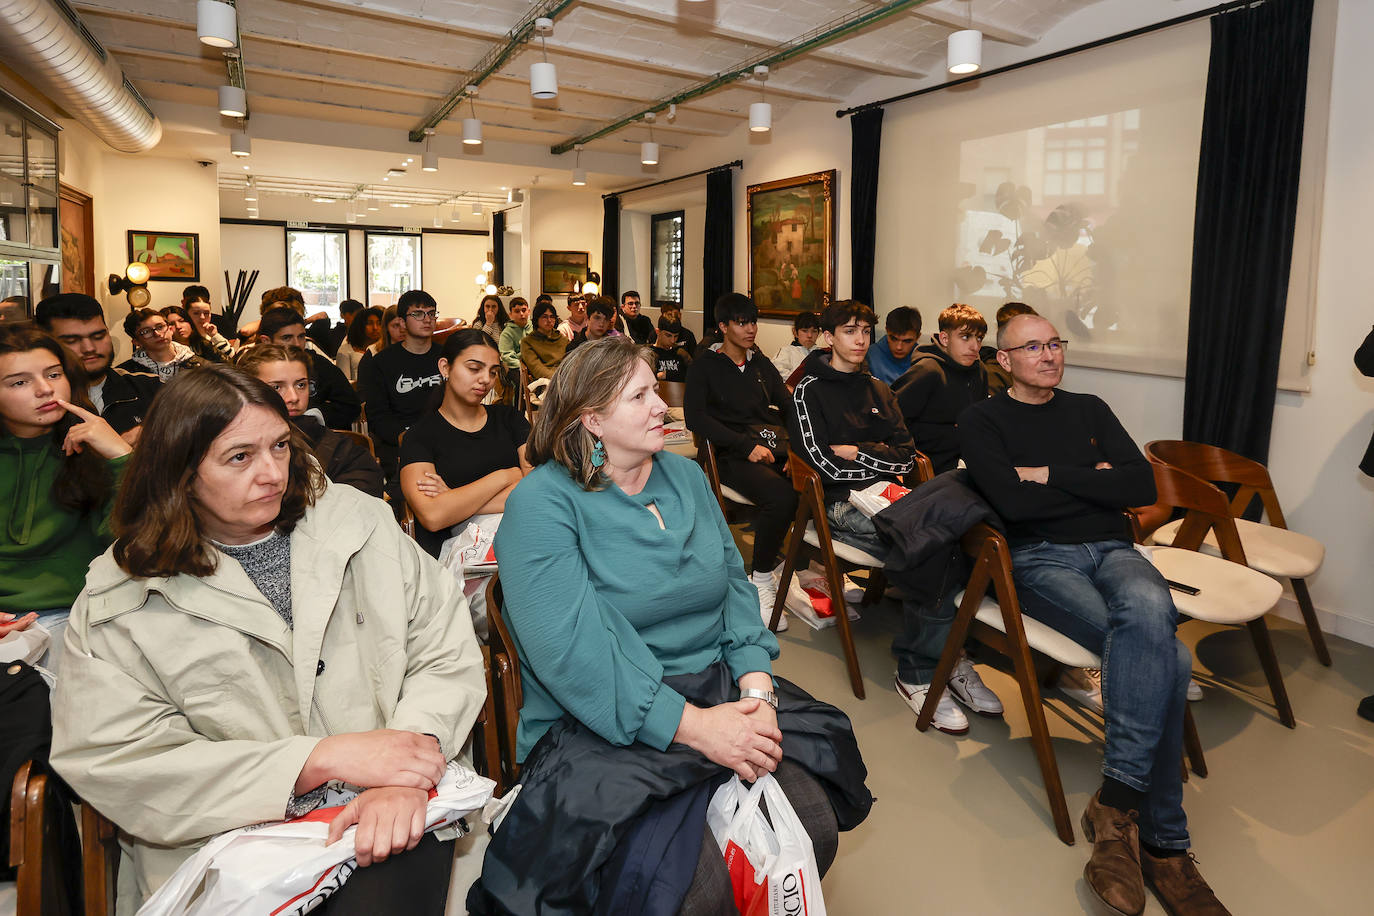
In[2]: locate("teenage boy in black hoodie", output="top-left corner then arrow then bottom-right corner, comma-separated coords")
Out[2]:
357,289 -> 444,493
684,293 -> 797,631
790,299 -> 1003,734
893,303 -> 990,475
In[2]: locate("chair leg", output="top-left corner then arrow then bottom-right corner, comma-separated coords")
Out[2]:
1182,705 -> 1207,778
820,540 -> 865,699
770,502 -> 809,632
1247,618 -> 1296,728
1290,577 -> 1332,666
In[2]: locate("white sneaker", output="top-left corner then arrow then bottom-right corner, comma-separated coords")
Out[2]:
895,675 -> 969,735
1187,679 -> 1203,702
948,655 -> 1004,716
751,572 -> 787,632
1059,667 -> 1104,713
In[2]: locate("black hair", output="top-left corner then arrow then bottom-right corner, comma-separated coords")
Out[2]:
819,299 -> 877,334
714,292 -> 758,327
339,298 -> 364,318
885,306 -> 920,336
621,290 -> 641,304
440,327 -> 499,362
535,294 -> 553,307
35,293 -> 105,329
793,310 -> 820,332
122,307 -> 161,340
532,301 -> 558,325
346,306 -> 384,350
587,297 -> 615,320
181,285 -> 211,306
397,289 -> 437,318
258,306 -> 307,340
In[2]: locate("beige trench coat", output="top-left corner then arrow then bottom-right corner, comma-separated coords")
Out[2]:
50,482 -> 485,904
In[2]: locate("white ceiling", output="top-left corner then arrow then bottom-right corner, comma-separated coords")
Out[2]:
63,0 -> 1112,215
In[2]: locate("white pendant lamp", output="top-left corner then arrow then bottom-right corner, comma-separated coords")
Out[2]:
471,202 -> 482,217
749,101 -> 771,132
530,62 -> 557,100
640,142 -> 658,165
462,87 -> 482,145
230,130 -> 251,157
366,199 -> 379,211
450,206 -> 462,222
197,0 -> 237,49
421,127 -> 438,172
572,167 -> 587,186
218,85 -> 246,118
947,29 -> 982,74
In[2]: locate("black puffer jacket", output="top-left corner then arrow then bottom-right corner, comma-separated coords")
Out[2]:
892,344 -> 989,475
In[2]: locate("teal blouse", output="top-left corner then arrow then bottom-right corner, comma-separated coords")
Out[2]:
493,451 -> 778,761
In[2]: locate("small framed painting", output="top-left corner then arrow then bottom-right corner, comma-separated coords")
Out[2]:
746,170 -> 836,317
541,249 -> 589,294
127,230 -> 200,281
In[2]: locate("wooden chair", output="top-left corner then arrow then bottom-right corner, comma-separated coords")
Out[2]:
1146,440 -> 1330,666
79,804 -> 118,916
655,380 -> 686,408
1140,461 -> 1293,726
474,647 -> 507,796
483,575 -> 523,791
920,524 -> 1208,845
699,439 -> 758,521
8,761 -> 46,916
335,429 -> 376,460
768,452 -> 888,699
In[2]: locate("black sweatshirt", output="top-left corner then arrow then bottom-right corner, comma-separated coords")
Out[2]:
788,352 -> 915,501
308,350 -> 361,430
893,344 -> 988,475
958,389 -> 1156,546
356,343 -> 443,446
684,347 -> 792,460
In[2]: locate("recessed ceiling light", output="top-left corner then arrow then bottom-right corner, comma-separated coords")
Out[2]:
312,196 -> 333,203
390,202 -> 410,208
406,158 -> 414,163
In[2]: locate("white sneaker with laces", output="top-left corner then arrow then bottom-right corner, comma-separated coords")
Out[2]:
1187,679 -> 1203,702
947,655 -> 1004,716
1059,667 -> 1103,713
751,571 -> 787,632
895,675 -> 969,735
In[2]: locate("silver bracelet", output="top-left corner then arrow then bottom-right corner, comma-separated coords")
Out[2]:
739,687 -> 778,710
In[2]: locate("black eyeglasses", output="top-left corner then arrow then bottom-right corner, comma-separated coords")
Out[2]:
136,323 -> 170,339
1001,338 -> 1067,356
405,309 -> 438,321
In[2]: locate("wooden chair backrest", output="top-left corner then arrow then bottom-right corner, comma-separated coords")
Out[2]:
483,574 -> 523,787
656,380 -> 687,408
911,449 -> 935,485
700,439 -> 729,513
335,429 -> 376,459
785,450 -> 840,544
1146,439 -> 1287,527
1147,460 -> 1250,565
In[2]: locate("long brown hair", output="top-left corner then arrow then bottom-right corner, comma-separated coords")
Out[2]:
0,323 -> 113,517
525,336 -> 654,490
111,364 -> 324,578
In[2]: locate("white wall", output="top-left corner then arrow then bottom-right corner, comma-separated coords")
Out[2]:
422,231 -> 491,317
526,188 -> 603,303
219,223 -> 287,323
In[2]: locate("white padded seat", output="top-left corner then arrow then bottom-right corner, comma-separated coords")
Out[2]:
1154,517 -> 1324,578
719,484 -> 756,506
803,521 -> 883,567
956,591 -> 1101,670
1144,545 -> 1283,625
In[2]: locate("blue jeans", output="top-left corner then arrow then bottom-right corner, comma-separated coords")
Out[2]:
1011,539 -> 1190,849
827,501 -> 962,685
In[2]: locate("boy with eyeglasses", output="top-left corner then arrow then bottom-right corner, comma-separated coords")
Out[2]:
117,307 -> 200,383
893,303 -> 989,475
960,314 -> 1227,916
358,290 -> 444,492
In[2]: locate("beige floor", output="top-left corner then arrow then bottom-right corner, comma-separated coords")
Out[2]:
450,565 -> 1374,914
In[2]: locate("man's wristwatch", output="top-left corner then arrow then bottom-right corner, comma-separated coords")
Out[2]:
739,687 -> 779,710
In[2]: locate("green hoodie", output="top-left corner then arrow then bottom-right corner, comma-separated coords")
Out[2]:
1,434 -> 128,613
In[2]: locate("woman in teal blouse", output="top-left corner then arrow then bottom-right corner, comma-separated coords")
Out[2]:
469,337 -> 871,916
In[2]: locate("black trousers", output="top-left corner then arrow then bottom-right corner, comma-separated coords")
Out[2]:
715,455 -> 797,573
317,833 -> 455,915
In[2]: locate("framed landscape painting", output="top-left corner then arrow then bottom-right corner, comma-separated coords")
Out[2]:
747,169 -> 836,317
127,230 -> 200,281
541,250 -> 589,294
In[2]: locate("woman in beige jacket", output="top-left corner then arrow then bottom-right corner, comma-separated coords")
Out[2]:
50,365 -> 485,914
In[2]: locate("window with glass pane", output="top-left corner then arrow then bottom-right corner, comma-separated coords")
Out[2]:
366,233 -> 422,308
651,211 -> 683,308
287,229 -> 347,320
0,92 -> 62,316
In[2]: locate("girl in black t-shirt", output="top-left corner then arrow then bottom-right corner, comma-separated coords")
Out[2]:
399,329 -> 531,540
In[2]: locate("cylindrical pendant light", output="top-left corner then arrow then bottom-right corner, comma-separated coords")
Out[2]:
749,101 -> 771,132
462,118 -> 482,145
530,61 -> 558,100
572,167 -> 587,186
421,127 -> 438,171
947,29 -> 982,74
218,85 -> 246,117
641,141 -> 658,165
197,0 -> 237,49
230,130 -> 251,157
471,202 -> 482,217
366,199 -> 379,211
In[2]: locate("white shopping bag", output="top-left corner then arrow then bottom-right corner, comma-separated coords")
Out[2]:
138,762 -> 495,916
783,565 -> 862,631
706,774 -> 827,916
438,513 -> 502,576
846,481 -> 911,518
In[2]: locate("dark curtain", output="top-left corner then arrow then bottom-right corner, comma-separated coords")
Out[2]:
1183,0 -> 1313,462
491,210 -> 505,287
849,108 -> 884,308
602,196 -> 621,300
702,168 -> 734,328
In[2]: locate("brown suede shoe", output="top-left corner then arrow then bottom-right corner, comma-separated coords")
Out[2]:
1141,850 -> 1232,915
1080,792 -> 1146,916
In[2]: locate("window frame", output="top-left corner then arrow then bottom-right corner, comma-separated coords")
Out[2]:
363,230 -> 423,309
283,227 -> 350,317
650,210 -> 684,310
0,90 -> 61,314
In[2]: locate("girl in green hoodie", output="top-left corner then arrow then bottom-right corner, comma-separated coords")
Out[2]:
1,324 -> 131,674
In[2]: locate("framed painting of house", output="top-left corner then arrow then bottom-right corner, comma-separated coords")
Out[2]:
127,230 -> 200,281
747,169 -> 835,318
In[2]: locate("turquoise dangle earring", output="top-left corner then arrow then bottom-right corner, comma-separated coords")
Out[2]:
591,438 -> 606,469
